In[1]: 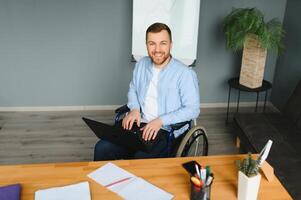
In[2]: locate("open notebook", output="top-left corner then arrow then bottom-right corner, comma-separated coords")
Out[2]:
88,162 -> 173,200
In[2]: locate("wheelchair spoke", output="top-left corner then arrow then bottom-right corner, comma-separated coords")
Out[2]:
175,126 -> 208,157
193,130 -> 201,156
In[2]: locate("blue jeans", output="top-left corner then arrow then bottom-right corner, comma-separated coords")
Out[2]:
94,129 -> 169,161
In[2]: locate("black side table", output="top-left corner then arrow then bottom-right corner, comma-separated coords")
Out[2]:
226,77 -> 272,124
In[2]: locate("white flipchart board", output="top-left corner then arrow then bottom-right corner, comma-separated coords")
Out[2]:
132,0 -> 201,66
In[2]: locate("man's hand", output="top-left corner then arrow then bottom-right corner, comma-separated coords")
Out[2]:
140,118 -> 163,141
122,109 -> 141,130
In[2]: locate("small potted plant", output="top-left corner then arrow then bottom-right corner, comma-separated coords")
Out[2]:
223,8 -> 285,88
236,153 -> 261,200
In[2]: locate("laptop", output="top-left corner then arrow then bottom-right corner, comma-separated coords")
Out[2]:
82,117 -> 167,153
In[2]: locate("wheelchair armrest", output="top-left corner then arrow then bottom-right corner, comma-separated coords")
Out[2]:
170,121 -> 191,130
115,104 -> 130,114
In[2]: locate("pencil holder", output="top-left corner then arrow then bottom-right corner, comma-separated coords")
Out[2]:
190,180 -> 212,200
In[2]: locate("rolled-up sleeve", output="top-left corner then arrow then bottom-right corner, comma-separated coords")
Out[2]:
159,68 -> 200,125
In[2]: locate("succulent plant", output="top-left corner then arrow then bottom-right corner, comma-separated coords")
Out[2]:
236,153 -> 260,177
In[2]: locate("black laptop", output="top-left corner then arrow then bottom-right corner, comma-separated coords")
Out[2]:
82,117 -> 167,153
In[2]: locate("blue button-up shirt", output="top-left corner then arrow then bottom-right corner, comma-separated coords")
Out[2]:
127,56 -> 200,131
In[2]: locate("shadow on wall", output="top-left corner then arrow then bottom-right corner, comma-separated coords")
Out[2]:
210,19 -> 243,91
216,18 -> 242,77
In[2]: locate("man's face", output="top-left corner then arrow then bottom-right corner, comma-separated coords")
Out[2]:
146,30 -> 172,66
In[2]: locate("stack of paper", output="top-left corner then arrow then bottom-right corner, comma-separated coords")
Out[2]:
88,162 -> 173,200
35,182 -> 91,200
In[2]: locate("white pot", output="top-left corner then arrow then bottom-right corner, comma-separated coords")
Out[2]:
238,171 -> 261,200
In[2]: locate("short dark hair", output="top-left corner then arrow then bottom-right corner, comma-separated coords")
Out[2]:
146,22 -> 172,42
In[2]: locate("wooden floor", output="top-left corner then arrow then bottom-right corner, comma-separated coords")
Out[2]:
0,107 -> 269,165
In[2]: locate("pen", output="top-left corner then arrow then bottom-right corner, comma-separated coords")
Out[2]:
200,166 -> 206,183
191,176 -> 203,187
195,163 -> 201,179
205,174 -> 214,186
104,177 -> 132,188
205,166 -> 211,180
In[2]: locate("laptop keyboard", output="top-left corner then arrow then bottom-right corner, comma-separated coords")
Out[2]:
130,123 -> 158,151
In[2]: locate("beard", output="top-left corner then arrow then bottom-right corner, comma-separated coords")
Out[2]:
149,51 -> 171,66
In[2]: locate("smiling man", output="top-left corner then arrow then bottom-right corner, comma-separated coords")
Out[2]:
94,22 -> 200,160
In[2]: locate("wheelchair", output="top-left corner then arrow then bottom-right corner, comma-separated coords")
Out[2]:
114,105 -> 209,157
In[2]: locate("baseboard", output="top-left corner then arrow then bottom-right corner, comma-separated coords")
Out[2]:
0,105 -> 122,112
201,101 -> 275,108
0,101 -> 276,112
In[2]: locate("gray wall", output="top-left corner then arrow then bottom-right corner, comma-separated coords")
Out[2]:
0,0 -> 133,106
271,0 -> 301,110
0,0 -> 287,107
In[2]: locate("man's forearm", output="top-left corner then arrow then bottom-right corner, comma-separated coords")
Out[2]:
159,105 -> 200,126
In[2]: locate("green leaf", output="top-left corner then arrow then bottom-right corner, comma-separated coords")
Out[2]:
223,7 -> 285,53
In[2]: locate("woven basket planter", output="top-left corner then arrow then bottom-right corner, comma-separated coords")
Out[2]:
239,34 -> 267,88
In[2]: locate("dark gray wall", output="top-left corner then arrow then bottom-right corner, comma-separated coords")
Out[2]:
0,0 -> 287,107
196,0 -> 286,103
271,0 -> 301,110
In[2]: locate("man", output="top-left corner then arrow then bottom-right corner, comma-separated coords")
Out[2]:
94,22 -> 200,160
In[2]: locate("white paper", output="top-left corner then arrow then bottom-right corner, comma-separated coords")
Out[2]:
87,162 -> 136,192
118,177 -> 173,200
35,182 -> 91,200
88,162 -> 173,200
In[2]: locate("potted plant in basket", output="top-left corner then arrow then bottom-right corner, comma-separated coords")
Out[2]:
236,153 -> 261,200
223,8 -> 285,88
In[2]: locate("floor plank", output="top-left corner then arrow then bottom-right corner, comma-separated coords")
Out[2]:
0,107 -> 273,165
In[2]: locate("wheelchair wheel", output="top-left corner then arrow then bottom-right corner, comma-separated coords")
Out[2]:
176,126 -> 208,157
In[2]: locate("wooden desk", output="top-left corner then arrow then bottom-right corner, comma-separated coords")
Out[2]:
0,155 -> 292,200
